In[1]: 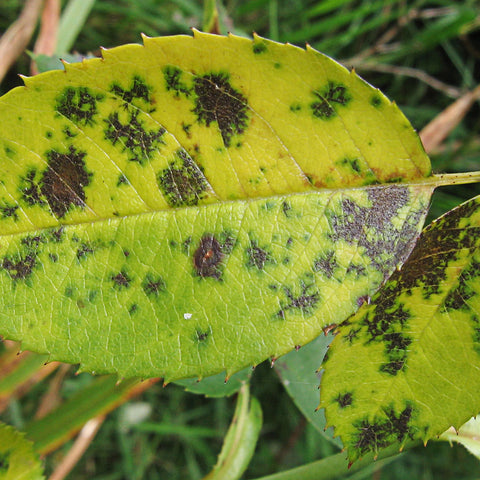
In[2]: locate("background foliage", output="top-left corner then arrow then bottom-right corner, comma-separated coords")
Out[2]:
0,0 -> 479,478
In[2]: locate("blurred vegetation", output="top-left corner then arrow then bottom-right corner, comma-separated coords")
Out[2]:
0,1 -> 479,479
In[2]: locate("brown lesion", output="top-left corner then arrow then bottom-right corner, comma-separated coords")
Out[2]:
192,72 -> 250,148
193,235 -> 224,279
40,145 -> 92,218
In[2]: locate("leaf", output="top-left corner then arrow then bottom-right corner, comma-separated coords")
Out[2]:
0,31 -> 434,380
203,384 -> 262,480
0,422 -> 44,480
439,416 -> 480,460
275,333 -> 341,447
174,367 -> 252,397
320,195 -> 480,463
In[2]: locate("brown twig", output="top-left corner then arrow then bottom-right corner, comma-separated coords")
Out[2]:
30,0 -> 60,75
48,415 -> 106,480
0,0 -> 44,83
34,363 -> 71,419
420,84 -> 480,154
353,62 -> 463,99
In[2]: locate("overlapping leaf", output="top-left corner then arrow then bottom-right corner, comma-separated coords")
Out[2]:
321,196 -> 480,462
0,31 -> 433,380
0,422 -> 44,480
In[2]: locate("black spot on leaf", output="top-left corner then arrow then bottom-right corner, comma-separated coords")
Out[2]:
20,168 -> 44,207
193,235 -> 224,279
253,42 -> 267,54
395,200 -> 480,299
193,72 -> 249,147
142,273 -> 166,297
2,253 -> 37,280
313,251 -> 338,278
117,174 -> 128,186
56,86 -> 104,125
335,392 -> 353,408
311,82 -> 351,119
41,145 -> 91,218
128,304 -> 139,315
76,242 -> 95,260
443,259 -> 480,311
157,149 -> 209,207
110,76 -> 152,105
163,66 -> 191,97
328,186 -> 420,277
246,240 -> 274,270
104,111 -> 166,165
0,202 -> 19,221
277,279 -> 320,318
112,269 -> 132,289
353,404 -> 416,457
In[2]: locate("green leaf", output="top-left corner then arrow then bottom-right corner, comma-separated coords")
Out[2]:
0,422 -> 44,480
321,195 -> 480,463
0,31 -> 435,380
174,367 -> 252,397
203,384 -> 262,480
275,334 -> 341,447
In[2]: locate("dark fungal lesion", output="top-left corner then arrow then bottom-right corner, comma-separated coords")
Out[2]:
353,404 -> 416,457
41,145 -> 92,218
19,168 -> 44,207
354,403 -> 417,456
111,269 -> 132,289
252,41 -> 267,54
310,81 -> 351,120
104,110 -> 166,165
142,273 -> 166,297
0,202 -> 19,221
55,86 -> 104,126
194,326 -> 212,345
157,148 -> 209,207
335,392 -> 353,408
359,285 -> 413,375
192,72 -> 250,147
163,66 -> 191,97
110,75 -> 152,106
2,252 -> 38,281
277,278 -> 320,319
313,251 -> 338,279
246,240 -> 275,270
327,186 -> 422,278
443,258 -> 479,311
193,234 -> 224,280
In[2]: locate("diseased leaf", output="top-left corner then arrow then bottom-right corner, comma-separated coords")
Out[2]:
0,31 -> 434,380
0,422 -> 44,480
321,196 -> 480,463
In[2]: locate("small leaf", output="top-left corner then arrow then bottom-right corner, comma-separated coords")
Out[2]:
0,32 -> 434,380
440,416 -> 480,460
0,422 -> 44,480
203,384 -> 262,480
174,367 -> 251,397
275,334 -> 341,447
321,195 -> 480,463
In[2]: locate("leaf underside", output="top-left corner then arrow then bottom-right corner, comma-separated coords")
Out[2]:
320,196 -> 480,462
0,31 -> 432,380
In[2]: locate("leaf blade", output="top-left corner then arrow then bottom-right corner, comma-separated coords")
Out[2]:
321,195 -> 480,462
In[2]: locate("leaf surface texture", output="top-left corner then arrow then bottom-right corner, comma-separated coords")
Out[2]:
0,32 -> 432,379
